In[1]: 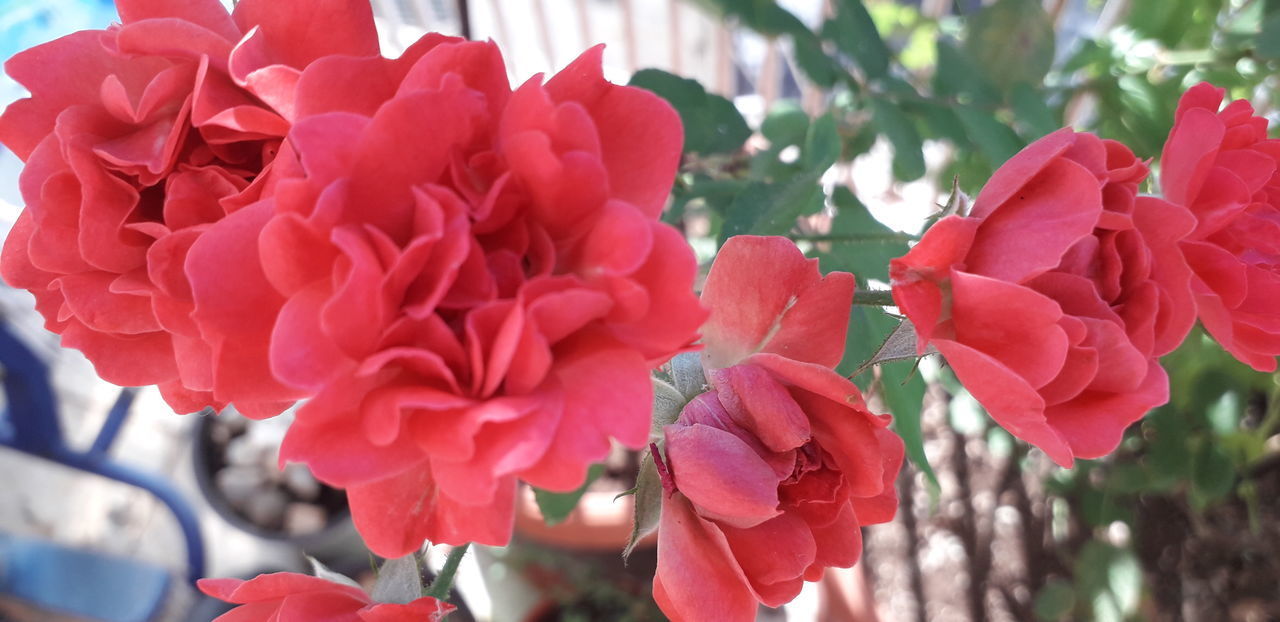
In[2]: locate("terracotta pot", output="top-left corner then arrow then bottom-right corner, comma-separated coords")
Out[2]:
513,486 -> 654,552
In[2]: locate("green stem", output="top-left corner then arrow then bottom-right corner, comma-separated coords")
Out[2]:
424,543 -> 470,601
790,232 -> 918,243
853,289 -> 896,307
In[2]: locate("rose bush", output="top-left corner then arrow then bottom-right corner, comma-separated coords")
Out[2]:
183,38 -> 706,555
653,236 -> 903,622
890,128 -> 1197,465
0,0 -> 381,415
1159,82 -> 1280,371
198,572 -> 454,621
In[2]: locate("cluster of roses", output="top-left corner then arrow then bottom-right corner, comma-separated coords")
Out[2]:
0,0 -> 903,620
892,84 -> 1280,468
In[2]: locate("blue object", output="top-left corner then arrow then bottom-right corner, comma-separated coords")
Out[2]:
0,320 -> 206,621
0,533 -> 172,622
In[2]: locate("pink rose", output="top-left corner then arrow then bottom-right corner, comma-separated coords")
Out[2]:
653,236 -> 903,622
1159,82 -> 1280,371
891,128 -> 1196,465
185,39 -> 706,555
0,0 -> 381,415
198,572 -> 454,621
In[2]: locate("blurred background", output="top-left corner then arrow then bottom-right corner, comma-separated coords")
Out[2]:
1,0 -> 1279,621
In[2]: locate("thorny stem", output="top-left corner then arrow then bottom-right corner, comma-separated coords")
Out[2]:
424,543 -> 470,601
853,289 -> 896,307
789,232 -> 918,243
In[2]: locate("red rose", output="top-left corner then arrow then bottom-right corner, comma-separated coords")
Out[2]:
185,40 -> 706,555
197,573 -> 454,622
0,0 -> 380,415
653,236 -> 903,622
891,128 -> 1196,465
1159,82 -> 1280,371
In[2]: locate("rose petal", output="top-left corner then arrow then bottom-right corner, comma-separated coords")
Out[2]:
701,235 -> 853,369
654,496 -> 757,622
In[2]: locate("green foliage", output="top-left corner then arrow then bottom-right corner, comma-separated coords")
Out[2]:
881,359 -> 938,490
825,0 -> 891,79
1073,542 -> 1142,622
718,173 -> 823,244
1034,578 -> 1077,621
628,69 -> 751,156
532,464 -> 605,526
817,186 -> 911,283
963,0 -> 1055,91
870,98 -> 926,181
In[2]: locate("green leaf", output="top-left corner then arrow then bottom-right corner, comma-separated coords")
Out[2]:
628,69 -> 751,155
1033,579 -> 1076,621
803,113 -> 841,171
791,30 -> 843,88
934,39 -> 1001,107
1074,542 -> 1142,622
1191,440 -> 1236,504
1258,10 -> 1280,59
918,103 -> 968,143
704,0 -> 810,37
1127,0 -> 1225,48
532,464 -> 606,526
841,305 -> 899,381
825,0 -> 891,79
623,451 -> 663,560
880,360 -> 938,491
1079,484 -> 1130,528
1145,407 -> 1192,483
964,0 -> 1055,91
815,186 -> 910,283
719,173 -> 823,244
761,102 -> 811,147
672,177 -> 747,219
955,105 -> 1023,169
1104,463 -> 1150,495
1010,83 -> 1059,140
870,98 -> 926,181
371,555 -> 422,605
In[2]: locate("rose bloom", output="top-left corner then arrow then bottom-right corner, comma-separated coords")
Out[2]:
185,39 -> 705,555
891,129 -> 1197,465
1159,82 -> 1280,371
0,0 -> 382,415
198,573 -> 454,622
653,236 -> 903,622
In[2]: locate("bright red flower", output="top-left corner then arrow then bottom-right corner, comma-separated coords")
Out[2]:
0,0 -> 380,415
1159,82 -> 1280,371
197,572 -> 454,622
891,129 -> 1196,465
653,236 -> 903,622
185,39 -> 705,555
